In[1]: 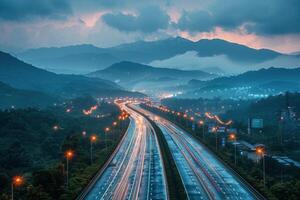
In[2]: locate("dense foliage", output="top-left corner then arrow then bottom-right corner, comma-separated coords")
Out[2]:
0,96 -> 129,199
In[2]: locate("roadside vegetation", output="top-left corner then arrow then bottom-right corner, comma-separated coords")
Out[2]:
142,100 -> 300,200
0,96 -> 129,200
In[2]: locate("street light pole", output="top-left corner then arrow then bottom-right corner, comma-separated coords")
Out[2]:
90,135 -> 97,165
256,147 -> 266,187
263,153 -> 265,187
11,176 -> 23,200
11,182 -> 13,200
66,157 -> 69,188
215,132 -> 218,151
65,150 -> 73,189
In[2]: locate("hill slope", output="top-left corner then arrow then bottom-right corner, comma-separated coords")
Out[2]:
0,51 -> 143,98
182,67 -> 300,99
0,81 -> 57,109
88,61 -> 215,93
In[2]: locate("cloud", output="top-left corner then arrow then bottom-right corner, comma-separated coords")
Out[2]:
0,0 -> 72,21
176,10 -> 214,32
176,0 -> 300,35
102,6 -> 170,33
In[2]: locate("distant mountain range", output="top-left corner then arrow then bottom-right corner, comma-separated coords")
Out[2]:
0,51 -> 143,106
179,67 -> 300,99
88,61 -> 216,94
17,37 -> 300,74
0,81 -> 57,109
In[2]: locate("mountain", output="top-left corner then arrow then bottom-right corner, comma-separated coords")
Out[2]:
0,81 -> 57,109
180,67 -> 300,99
88,61 -> 216,94
17,37 -> 297,74
0,51 -> 144,98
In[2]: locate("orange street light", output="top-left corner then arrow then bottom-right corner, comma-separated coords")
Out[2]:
12,176 -> 24,200
256,146 -> 266,187
105,127 -> 110,132
65,150 -> 74,188
229,133 -> 237,165
90,135 -> 97,142
229,133 -> 236,140
13,176 -> 23,186
90,135 -> 97,164
199,120 -> 205,138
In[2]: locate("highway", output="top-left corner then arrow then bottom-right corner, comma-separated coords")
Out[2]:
134,104 -> 262,200
83,104 -> 167,200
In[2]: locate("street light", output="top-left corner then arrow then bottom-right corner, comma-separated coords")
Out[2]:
65,150 -> 74,188
199,120 -> 205,138
11,176 -> 23,200
212,127 -> 218,151
90,135 -> 97,164
256,147 -> 266,187
229,133 -> 237,166
53,125 -> 59,131
105,127 -> 110,151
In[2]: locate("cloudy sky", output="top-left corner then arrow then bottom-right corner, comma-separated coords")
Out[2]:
0,0 -> 299,53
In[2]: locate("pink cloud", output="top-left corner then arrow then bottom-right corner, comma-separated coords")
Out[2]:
177,27 -> 300,53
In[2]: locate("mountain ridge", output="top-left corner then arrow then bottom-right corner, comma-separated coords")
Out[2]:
17,37 -> 290,74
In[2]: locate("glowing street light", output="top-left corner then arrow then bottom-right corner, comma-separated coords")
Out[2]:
229,133 -> 237,166
65,150 -> 74,188
256,147 -> 266,187
90,135 -> 97,164
212,127 -> 218,151
82,131 -> 87,137
11,176 -> 23,200
113,121 -> 117,126
53,125 -> 59,131
199,120 -> 205,139
104,127 -> 110,151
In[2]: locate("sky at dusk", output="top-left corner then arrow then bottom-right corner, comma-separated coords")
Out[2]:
0,0 -> 300,53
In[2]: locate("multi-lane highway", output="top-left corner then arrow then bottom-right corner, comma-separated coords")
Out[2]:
82,104 -> 167,200
134,104 -> 262,200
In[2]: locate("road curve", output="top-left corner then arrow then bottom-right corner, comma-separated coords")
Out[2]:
82,103 -> 167,200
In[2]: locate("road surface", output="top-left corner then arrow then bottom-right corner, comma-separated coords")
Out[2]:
83,104 -> 167,200
134,104 -> 262,200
